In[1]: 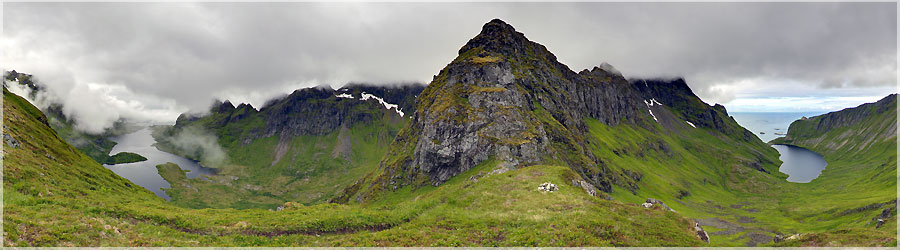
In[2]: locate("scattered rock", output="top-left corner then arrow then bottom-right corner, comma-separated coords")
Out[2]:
739,232 -> 773,247
693,222 -> 710,244
737,216 -> 757,223
641,202 -> 653,208
880,205 -> 895,219
538,182 -> 558,192
3,133 -> 19,149
570,179 -> 597,197
468,171 -> 485,183
646,198 -> 675,212
863,200 -> 896,228
785,233 -> 803,241
773,234 -> 784,243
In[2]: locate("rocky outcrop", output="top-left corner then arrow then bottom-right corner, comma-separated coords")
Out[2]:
571,179 -> 599,197
350,19 -> 647,199
3,133 -> 19,149
340,19 -> 775,203
694,222 -> 710,244
644,198 -> 676,212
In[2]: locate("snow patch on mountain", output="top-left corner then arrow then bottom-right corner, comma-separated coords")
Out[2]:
360,92 -> 404,117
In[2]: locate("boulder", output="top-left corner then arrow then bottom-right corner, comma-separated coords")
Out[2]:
571,179 -> 598,197
693,222 -> 710,244
538,182 -> 558,192
641,202 -> 653,208
876,219 -> 885,229
3,133 -> 19,149
773,234 -> 784,243
646,198 -> 675,212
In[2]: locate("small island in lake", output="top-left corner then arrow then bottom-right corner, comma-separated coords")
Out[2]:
105,152 -> 148,165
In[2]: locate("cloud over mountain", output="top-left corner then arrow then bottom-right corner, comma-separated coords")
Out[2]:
2,2 -> 895,133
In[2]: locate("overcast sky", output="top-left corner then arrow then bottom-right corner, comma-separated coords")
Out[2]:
2,2 -> 896,133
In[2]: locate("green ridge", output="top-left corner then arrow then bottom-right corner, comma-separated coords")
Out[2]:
3,87 -> 704,246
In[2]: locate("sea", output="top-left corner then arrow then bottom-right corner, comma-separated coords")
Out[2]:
729,112 -> 827,143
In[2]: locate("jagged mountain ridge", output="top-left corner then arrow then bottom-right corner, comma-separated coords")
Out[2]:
171,83 -> 425,143
340,19 -> 771,203
153,83 -> 425,207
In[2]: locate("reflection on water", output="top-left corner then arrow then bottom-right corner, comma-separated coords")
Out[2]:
103,128 -> 216,200
772,144 -> 827,183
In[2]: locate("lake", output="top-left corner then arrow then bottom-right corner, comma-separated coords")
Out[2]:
731,112 -> 829,183
103,127 -> 216,200
771,144 -> 828,183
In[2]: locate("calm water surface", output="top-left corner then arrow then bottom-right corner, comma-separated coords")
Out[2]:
103,128 -> 216,200
771,144 -> 827,183
730,112 -> 824,142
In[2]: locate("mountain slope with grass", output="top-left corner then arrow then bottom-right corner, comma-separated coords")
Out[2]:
339,19 -> 779,205
150,83 -> 425,208
4,18 -> 894,247
765,94 -> 897,247
2,70 -> 142,165
336,19 -> 895,247
3,86 -> 706,246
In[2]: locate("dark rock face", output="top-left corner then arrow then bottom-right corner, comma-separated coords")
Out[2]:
171,83 -> 425,144
336,83 -> 425,114
360,19 -> 654,194
343,19 -> 768,202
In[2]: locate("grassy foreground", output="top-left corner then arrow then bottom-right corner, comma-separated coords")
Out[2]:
3,88 -> 704,246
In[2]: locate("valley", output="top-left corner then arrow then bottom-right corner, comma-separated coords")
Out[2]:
2,18 -> 896,247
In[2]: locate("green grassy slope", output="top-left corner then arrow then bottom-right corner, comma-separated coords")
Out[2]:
150,88 -> 412,209
3,87 -> 705,246
4,70 -> 138,165
765,94 -> 897,247
585,110 -> 896,246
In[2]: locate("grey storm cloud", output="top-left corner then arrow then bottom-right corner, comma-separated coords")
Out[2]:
2,2 -> 896,133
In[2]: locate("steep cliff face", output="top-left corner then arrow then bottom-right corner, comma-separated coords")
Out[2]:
773,94 -> 897,155
340,19 -> 770,203
353,19 -> 646,198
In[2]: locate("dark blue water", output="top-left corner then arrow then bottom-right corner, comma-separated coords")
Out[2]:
730,112 -> 825,143
771,144 -> 827,183
103,128 -> 216,200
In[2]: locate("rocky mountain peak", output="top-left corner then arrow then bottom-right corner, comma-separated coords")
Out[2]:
214,100 -> 236,113
340,19 -> 766,203
458,18 -> 530,57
